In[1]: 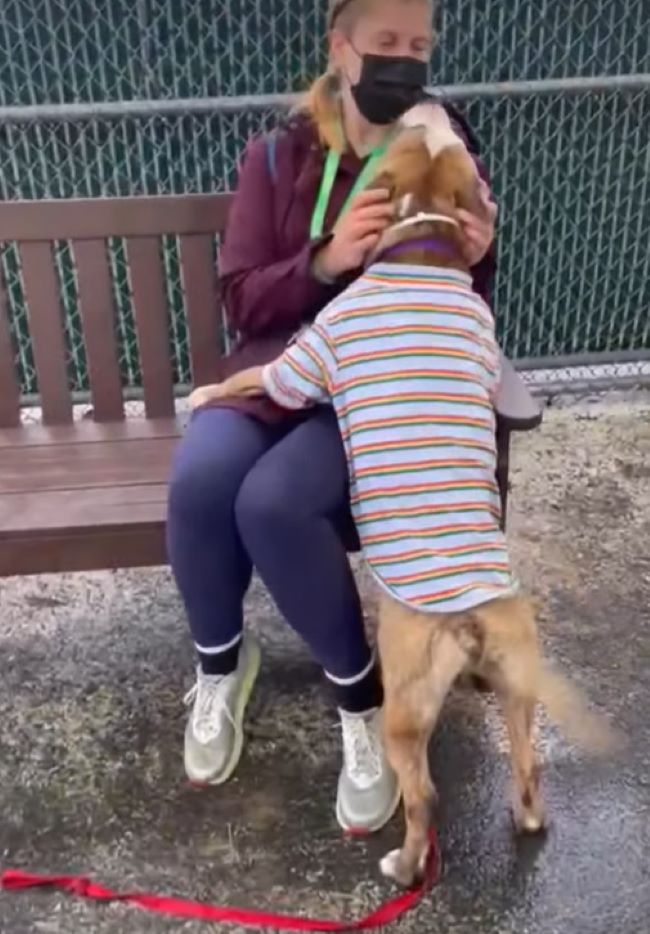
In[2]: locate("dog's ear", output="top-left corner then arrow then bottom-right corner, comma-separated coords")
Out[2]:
451,151 -> 487,219
426,146 -> 486,220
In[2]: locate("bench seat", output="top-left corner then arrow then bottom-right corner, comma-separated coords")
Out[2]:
0,358 -> 541,577
0,418 -> 181,575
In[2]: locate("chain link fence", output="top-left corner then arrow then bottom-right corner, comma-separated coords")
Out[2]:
0,0 -> 649,399
1,0 -> 647,102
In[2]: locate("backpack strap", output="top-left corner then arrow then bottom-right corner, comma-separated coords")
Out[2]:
265,132 -> 278,184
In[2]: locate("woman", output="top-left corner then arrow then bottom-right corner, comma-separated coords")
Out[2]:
167,0 -> 497,834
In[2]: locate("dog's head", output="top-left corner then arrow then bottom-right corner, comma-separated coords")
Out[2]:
369,103 -> 486,255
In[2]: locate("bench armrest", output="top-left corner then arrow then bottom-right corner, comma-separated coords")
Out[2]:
495,355 -> 543,432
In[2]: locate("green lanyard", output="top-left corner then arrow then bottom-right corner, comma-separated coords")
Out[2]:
310,144 -> 388,240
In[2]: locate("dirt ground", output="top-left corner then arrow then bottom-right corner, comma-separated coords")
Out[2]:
1,395 -> 649,934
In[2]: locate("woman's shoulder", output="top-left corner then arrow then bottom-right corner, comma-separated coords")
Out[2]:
236,112 -> 320,185
265,111 -> 321,162
245,111 -> 323,198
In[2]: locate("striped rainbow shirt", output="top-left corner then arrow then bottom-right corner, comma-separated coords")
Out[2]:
262,263 -> 516,613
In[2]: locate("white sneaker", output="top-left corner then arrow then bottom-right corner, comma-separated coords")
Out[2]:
183,636 -> 261,785
336,707 -> 400,833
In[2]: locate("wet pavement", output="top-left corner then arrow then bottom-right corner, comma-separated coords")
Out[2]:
1,396 -> 649,933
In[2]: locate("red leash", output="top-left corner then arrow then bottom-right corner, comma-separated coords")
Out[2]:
1,829 -> 440,931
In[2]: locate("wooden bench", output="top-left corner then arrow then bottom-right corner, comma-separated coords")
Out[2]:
0,194 -> 542,578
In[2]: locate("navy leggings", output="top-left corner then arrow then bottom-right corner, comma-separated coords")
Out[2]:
167,405 -> 379,706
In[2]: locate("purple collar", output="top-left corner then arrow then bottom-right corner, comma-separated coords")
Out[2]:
377,237 -> 461,263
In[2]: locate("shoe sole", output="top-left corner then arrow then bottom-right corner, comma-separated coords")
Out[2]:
185,640 -> 262,786
336,782 -> 402,835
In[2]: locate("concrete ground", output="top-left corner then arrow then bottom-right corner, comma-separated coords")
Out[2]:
1,396 -> 649,934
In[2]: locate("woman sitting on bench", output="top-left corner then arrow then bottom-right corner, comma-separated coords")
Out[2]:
167,0 -> 497,834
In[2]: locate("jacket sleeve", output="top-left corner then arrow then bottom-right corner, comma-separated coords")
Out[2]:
219,135 -> 337,338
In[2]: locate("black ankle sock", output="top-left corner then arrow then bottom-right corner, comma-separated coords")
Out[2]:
198,642 -> 240,677
331,663 -> 384,713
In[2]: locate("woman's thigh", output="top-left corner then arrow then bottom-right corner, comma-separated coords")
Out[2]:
235,406 -> 367,678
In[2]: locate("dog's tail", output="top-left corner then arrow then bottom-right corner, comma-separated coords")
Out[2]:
467,594 -> 621,755
535,663 -> 620,755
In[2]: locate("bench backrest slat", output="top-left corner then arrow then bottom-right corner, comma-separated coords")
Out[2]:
74,238 -> 124,422
0,269 -> 21,427
179,233 -> 223,386
127,236 -> 175,419
19,242 -> 73,424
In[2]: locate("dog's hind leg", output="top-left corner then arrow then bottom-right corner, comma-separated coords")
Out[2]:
379,698 -> 436,888
496,689 -> 545,833
377,598 -> 469,887
474,597 -> 546,833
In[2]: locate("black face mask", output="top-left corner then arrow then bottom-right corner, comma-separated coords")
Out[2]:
350,53 -> 428,125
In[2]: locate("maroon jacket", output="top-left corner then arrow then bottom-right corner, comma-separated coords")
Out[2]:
217,107 -> 496,423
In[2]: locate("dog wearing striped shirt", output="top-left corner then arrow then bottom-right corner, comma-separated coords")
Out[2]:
190,105 -> 616,888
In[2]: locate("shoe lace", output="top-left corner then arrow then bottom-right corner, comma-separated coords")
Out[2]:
184,673 -> 235,744
341,714 -> 383,789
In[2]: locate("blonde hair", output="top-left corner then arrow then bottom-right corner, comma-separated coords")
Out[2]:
299,0 -> 434,151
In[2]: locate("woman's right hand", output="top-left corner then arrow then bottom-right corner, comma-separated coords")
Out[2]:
312,188 -> 394,281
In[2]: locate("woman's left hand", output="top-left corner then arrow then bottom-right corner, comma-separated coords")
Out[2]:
456,179 -> 498,267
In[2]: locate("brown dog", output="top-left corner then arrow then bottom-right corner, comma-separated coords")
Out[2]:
190,108 -> 616,888
375,592 -> 617,886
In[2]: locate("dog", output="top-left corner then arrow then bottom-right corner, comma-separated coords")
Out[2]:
190,105 -> 617,887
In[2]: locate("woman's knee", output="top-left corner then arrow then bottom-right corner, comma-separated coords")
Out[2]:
234,462 -> 295,535
168,410 -> 268,523
234,412 -> 347,535
168,452 -> 230,523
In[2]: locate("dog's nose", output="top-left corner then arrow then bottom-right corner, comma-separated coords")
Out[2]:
400,101 -> 451,131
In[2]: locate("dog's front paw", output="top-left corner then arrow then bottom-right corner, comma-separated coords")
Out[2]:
188,386 -> 219,410
380,846 -> 428,888
188,389 -> 206,410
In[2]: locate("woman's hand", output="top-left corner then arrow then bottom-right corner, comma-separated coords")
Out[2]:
312,188 -> 394,281
456,179 -> 498,267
